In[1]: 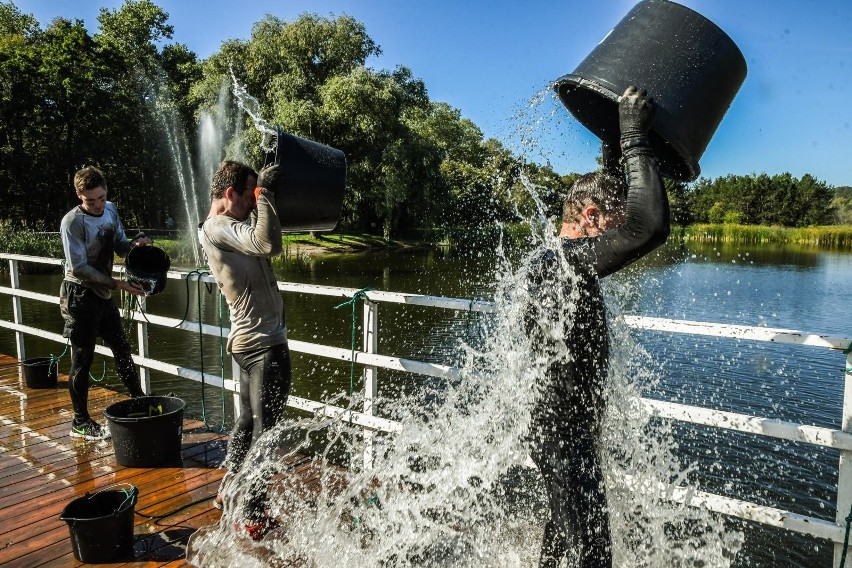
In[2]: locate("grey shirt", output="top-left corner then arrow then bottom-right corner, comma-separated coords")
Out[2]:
60,202 -> 132,299
198,189 -> 287,354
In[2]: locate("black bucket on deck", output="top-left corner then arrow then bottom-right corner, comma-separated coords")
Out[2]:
125,245 -> 170,295
59,485 -> 138,563
264,126 -> 347,232
22,357 -> 57,389
554,0 -> 747,181
103,396 -> 186,467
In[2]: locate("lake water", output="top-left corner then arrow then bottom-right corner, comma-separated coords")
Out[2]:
2,239 -> 850,567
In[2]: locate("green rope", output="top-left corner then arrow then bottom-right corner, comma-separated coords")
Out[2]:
217,286 -> 227,431
840,502 -> 852,568
333,288 -> 373,397
175,268 -> 227,433
49,340 -> 69,377
89,358 -> 107,383
193,269 -> 223,431
195,270 -> 209,423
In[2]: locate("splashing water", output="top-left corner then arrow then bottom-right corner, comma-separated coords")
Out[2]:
186,195 -> 741,568
187,83 -> 742,567
230,67 -> 277,153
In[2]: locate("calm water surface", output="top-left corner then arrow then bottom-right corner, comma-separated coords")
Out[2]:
2,240 -> 850,567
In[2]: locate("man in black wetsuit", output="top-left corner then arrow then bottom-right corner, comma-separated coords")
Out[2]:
526,85 -> 669,568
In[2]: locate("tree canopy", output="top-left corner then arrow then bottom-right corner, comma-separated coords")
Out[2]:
0,1 -> 844,237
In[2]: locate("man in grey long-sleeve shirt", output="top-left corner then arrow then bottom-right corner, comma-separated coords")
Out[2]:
60,166 -> 149,441
198,160 -> 291,541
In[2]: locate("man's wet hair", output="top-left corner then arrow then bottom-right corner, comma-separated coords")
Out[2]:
210,160 -> 258,200
562,171 -> 627,221
74,166 -> 107,194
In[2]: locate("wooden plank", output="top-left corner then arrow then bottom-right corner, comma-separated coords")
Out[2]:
14,468 -> 225,567
0,352 -> 336,567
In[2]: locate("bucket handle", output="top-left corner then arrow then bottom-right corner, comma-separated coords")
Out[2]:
90,483 -> 138,515
60,484 -> 138,523
112,404 -> 165,422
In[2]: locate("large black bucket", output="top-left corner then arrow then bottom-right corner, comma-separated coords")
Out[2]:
125,245 -> 170,295
103,396 -> 186,467
554,0 -> 747,181
22,357 -> 57,389
60,485 -> 138,563
264,126 -> 347,232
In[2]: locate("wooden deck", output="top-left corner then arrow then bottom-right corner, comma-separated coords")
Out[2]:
0,353 -> 321,567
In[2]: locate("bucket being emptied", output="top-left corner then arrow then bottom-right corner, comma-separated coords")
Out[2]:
265,126 -> 347,233
104,396 -> 186,467
22,357 -> 57,389
60,485 -> 138,563
554,0 -> 747,181
125,245 -> 170,295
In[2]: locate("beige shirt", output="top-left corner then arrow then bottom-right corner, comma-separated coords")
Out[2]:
198,190 -> 286,354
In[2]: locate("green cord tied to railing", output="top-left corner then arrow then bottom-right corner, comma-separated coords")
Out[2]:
333,288 -> 374,398
182,268 -> 227,433
51,335 -> 106,383
49,340 -> 68,379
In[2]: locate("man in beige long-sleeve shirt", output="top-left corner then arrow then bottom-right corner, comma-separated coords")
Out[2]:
198,160 -> 290,540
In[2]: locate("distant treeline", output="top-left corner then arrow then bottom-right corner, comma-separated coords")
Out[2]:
669,174 -> 849,227
1,1 -> 849,240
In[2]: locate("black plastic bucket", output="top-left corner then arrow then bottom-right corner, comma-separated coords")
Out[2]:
554,0 -> 747,181
125,245 -> 170,295
265,126 -> 347,232
103,396 -> 186,467
22,357 -> 57,389
59,485 -> 138,563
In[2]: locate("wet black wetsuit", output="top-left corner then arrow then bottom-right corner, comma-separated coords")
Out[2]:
526,144 -> 668,568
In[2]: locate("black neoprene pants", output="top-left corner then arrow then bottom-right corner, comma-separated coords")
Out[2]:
61,281 -> 143,423
534,435 -> 611,568
226,342 -> 292,516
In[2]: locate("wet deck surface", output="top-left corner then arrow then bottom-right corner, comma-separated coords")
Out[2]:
0,353 -> 323,567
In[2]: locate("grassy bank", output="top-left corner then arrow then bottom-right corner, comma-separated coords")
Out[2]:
154,230 -> 431,266
674,224 -> 852,248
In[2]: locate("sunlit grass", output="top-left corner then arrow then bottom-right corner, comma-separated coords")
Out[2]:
0,222 -> 63,271
674,224 -> 852,248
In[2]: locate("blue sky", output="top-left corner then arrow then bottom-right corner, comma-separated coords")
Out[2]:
17,0 -> 852,187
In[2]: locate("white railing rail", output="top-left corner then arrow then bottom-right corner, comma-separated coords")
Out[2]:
2,253 -> 851,565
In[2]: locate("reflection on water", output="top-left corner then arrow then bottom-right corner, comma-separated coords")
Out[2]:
1,240 -> 850,567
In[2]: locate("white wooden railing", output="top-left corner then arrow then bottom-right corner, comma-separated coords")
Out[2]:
2,252 -> 851,566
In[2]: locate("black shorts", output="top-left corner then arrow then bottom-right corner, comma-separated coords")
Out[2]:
59,280 -> 124,348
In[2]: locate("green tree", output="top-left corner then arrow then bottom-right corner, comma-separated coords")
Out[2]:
192,13 -> 513,237
0,2 -> 42,224
685,173 -> 836,228
665,178 -> 691,225
831,186 -> 852,225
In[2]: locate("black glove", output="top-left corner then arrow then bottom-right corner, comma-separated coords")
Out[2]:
257,164 -> 282,192
618,85 -> 656,152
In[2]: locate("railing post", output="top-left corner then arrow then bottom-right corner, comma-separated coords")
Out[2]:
362,299 -> 378,469
835,350 -> 852,567
8,259 -> 25,361
135,295 -> 151,394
